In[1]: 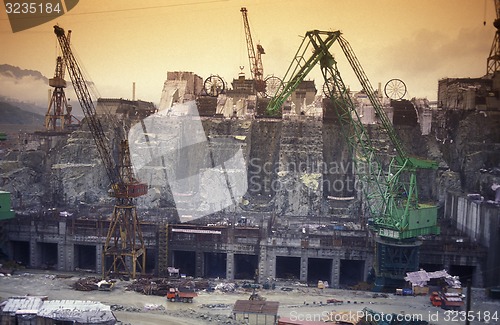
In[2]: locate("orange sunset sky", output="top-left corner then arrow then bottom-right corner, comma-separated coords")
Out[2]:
0,0 -> 496,104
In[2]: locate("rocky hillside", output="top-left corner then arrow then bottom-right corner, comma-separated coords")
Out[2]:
0,101 -> 44,124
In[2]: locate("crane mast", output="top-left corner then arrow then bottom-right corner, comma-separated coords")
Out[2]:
267,30 -> 440,289
45,30 -> 77,131
241,7 -> 266,93
54,25 -> 148,279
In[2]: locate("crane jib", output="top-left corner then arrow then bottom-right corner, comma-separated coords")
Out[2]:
266,30 -> 439,240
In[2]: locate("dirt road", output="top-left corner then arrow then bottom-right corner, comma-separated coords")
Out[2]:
1,270 -> 499,324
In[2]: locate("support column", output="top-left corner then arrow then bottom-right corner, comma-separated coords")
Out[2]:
29,237 -> 37,268
226,250 -> 234,280
258,245 -> 271,283
331,256 -> 340,288
472,264 -> 483,287
58,221 -> 72,271
59,241 -> 74,271
29,220 -> 37,268
195,251 -> 203,278
96,244 -> 103,275
300,255 -> 308,282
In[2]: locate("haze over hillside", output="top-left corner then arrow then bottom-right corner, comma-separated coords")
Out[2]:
0,101 -> 44,125
0,64 -> 83,117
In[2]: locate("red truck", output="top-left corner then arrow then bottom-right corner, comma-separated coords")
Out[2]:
166,288 -> 197,303
430,291 -> 464,310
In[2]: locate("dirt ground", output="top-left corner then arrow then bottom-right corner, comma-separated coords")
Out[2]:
1,270 -> 499,325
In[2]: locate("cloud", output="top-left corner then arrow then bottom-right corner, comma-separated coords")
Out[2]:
0,74 -> 49,106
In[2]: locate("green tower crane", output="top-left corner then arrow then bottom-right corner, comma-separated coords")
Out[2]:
267,30 -> 440,290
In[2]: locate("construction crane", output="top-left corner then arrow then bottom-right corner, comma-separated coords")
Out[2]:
487,0 -> 500,75
45,30 -> 79,131
240,7 -> 283,98
53,25 -> 148,279
267,30 -> 440,290
241,7 -> 265,93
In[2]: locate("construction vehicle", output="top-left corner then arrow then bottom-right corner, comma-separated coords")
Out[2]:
430,291 -> 464,310
166,287 -> 197,303
266,30 -> 440,291
240,7 -> 282,98
53,25 -> 148,279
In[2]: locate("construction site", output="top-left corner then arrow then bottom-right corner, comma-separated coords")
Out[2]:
1,3 -> 500,325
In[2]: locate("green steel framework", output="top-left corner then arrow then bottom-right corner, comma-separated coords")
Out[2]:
266,30 -> 440,285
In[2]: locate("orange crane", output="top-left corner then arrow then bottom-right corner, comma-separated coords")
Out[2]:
241,7 -> 266,94
45,29 -> 79,131
53,25 -> 148,279
487,0 -> 500,74
240,8 -> 283,98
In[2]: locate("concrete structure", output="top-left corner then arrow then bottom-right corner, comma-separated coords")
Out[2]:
437,76 -> 499,111
158,71 -> 203,111
95,98 -> 156,118
1,70 -> 499,291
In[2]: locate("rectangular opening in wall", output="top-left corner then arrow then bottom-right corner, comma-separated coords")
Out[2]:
307,258 -> 332,285
339,259 -> 365,287
275,256 -> 300,280
234,254 -> 258,280
172,250 -> 196,277
204,252 -> 226,278
145,248 -> 156,274
37,242 -> 58,270
10,240 -> 30,267
74,244 -> 96,271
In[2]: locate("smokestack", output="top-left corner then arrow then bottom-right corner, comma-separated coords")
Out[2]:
132,82 -> 136,101
378,82 -> 382,98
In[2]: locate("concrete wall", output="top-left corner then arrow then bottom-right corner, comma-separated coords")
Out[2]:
444,191 -> 500,286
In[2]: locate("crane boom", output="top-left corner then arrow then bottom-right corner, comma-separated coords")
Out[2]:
54,25 -> 147,279
487,0 -> 500,74
54,25 -> 120,187
267,30 -> 439,239
241,7 -> 265,91
267,30 -> 440,288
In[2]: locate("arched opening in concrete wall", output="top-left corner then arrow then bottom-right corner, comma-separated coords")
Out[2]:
339,259 -> 365,286
74,244 -> 96,271
275,256 -> 300,280
10,240 -> 30,267
307,258 -> 332,284
204,252 -> 226,278
172,250 -> 196,277
37,242 -> 57,269
449,264 -> 475,285
234,254 -> 258,280
145,248 -> 156,274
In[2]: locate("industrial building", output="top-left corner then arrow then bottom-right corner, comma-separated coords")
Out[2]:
0,11 -> 499,297
1,66 -> 499,289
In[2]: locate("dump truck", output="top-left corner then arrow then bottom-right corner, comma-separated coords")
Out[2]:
430,291 -> 463,310
166,287 -> 197,303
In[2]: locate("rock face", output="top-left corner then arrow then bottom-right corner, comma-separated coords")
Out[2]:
435,110 -> 500,202
1,108 -> 498,218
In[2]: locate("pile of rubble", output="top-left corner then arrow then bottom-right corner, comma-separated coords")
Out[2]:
125,278 -> 210,296
72,277 -> 100,291
72,277 -> 115,291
